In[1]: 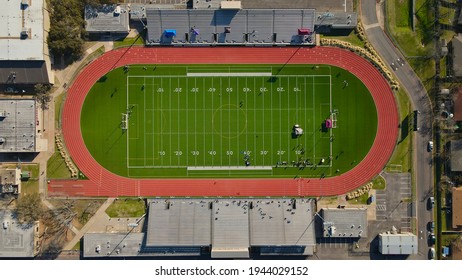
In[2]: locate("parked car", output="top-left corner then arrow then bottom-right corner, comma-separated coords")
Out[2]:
428,197 -> 435,210
429,233 -> 436,245
428,221 -> 435,231
429,248 -> 435,260
428,141 -> 434,152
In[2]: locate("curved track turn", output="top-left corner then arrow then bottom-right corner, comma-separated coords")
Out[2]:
49,47 -> 399,197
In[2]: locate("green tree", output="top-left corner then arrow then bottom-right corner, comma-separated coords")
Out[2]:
34,84 -> 53,111
47,0 -> 85,62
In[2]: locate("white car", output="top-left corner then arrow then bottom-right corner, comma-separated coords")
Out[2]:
428,141 -> 434,152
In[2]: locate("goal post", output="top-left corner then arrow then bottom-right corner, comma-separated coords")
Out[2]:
121,113 -> 128,130
331,112 -> 337,128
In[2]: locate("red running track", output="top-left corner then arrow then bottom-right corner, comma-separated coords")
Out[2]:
48,47 -> 398,198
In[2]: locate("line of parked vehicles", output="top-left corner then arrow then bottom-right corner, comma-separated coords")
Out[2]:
428,196 -> 435,260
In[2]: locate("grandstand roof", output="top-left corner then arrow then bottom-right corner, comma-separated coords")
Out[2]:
240,0 -> 353,12
146,9 -> 316,45
250,199 -> 315,255
85,4 -> 130,34
0,99 -> 36,153
146,199 -> 212,247
0,0 -> 44,60
0,210 -> 36,258
212,200 -> 250,258
321,208 -> 368,238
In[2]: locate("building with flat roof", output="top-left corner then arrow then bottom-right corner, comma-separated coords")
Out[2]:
314,12 -> 358,31
83,233 -> 144,258
250,199 -> 316,255
450,140 -> 462,172
453,188 -> 462,229
83,198 -> 316,258
0,168 -> 21,196
0,99 -> 37,153
378,231 -> 418,255
0,0 -> 44,61
452,34 -> 462,77
145,199 -> 211,256
239,0 -> 353,12
321,208 -> 368,238
0,210 -> 39,258
85,4 -> 130,38
0,0 -> 51,90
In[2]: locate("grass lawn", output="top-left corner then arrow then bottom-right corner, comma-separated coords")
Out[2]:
81,64 -> 377,179
388,88 -> 412,172
439,6 -> 456,26
105,198 -> 146,218
441,234 -> 459,247
47,147 -> 71,179
19,164 -> 40,195
113,31 -> 145,49
348,192 -> 369,205
372,175 -> 386,190
393,0 -> 412,28
321,31 -> 364,48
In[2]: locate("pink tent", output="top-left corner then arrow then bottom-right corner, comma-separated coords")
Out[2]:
325,119 -> 332,128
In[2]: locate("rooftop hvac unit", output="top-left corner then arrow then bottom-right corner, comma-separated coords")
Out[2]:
0,137 -> 5,144
114,5 -> 121,16
0,111 -> 6,118
328,226 -> 336,236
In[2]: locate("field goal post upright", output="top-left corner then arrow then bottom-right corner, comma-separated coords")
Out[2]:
330,109 -> 338,128
121,113 -> 129,131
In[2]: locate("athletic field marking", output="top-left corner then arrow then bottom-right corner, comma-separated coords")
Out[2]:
126,74 -> 332,169
187,166 -> 273,170
187,72 -> 272,77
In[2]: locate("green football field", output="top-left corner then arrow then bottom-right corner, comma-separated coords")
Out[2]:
81,64 -> 377,178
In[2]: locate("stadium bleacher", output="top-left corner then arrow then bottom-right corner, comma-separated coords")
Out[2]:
146,9 -> 317,45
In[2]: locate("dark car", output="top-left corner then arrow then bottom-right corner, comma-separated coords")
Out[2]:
428,221 -> 435,232
428,233 -> 436,245
429,248 -> 435,260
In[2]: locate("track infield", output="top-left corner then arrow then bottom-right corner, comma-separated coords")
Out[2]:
49,46 -> 398,197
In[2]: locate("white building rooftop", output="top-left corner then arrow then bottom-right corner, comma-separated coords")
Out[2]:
0,99 -> 36,153
0,0 -> 44,60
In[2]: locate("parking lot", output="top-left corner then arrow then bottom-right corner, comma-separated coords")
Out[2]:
375,173 -> 412,232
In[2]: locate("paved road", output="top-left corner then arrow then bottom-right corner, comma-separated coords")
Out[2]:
360,0 -> 434,259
